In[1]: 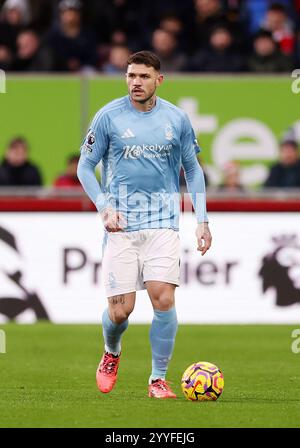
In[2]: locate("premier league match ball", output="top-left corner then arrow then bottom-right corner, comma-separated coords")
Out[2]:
181,361 -> 224,401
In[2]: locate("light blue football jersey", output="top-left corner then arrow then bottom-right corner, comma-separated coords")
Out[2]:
79,95 -> 206,231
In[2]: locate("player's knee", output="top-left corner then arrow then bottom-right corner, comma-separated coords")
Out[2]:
110,307 -> 132,324
154,295 -> 175,311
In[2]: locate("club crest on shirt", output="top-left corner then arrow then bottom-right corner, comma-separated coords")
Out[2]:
165,123 -> 173,141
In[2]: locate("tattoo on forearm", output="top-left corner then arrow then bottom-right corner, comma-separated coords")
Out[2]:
109,295 -> 125,305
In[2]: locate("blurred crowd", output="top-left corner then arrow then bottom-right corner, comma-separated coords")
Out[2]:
1,0 -> 300,194
1,136 -> 300,192
0,0 -> 300,73
0,136 -> 82,188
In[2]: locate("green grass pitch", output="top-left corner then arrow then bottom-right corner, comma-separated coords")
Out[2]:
0,323 -> 299,428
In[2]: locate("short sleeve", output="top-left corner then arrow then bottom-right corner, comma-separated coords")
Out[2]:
80,111 -> 110,163
180,113 -> 201,163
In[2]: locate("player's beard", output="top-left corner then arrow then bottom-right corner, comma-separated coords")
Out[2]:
130,86 -> 156,105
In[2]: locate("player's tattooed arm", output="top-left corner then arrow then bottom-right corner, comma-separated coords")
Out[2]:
108,295 -> 126,305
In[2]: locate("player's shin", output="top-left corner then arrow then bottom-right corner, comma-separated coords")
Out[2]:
149,307 -> 178,382
102,308 -> 129,355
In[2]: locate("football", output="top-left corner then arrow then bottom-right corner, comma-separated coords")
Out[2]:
181,361 -> 224,401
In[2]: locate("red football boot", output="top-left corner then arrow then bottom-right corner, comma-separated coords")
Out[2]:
96,352 -> 121,393
148,379 -> 177,399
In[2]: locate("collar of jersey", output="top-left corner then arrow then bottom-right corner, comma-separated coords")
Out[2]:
126,95 -> 161,116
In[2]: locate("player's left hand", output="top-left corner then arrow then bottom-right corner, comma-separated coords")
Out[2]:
196,222 -> 212,256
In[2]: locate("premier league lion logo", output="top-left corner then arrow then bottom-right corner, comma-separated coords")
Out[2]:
259,235 -> 300,306
87,132 -> 95,146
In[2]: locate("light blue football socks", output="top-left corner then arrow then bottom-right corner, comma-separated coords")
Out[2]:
102,306 -> 178,379
102,308 -> 128,356
149,307 -> 178,383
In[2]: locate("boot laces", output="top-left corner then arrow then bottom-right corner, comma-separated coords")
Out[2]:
101,353 -> 118,374
152,379 -> 172,391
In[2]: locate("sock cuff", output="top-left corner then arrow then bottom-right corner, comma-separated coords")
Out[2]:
102,308 -> 115,327
153,307 -> 177,322
102,308 -> 129,330
149,375 -> 165,384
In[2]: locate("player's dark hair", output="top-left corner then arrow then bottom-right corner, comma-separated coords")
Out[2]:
127,51 -> 161,71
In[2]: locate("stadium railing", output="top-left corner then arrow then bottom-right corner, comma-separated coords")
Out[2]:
0,188 -> 300,212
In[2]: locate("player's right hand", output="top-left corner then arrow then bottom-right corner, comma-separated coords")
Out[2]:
100,207 -> 126,232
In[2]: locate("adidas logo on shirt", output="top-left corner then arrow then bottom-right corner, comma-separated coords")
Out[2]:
121,128 -> 135,138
